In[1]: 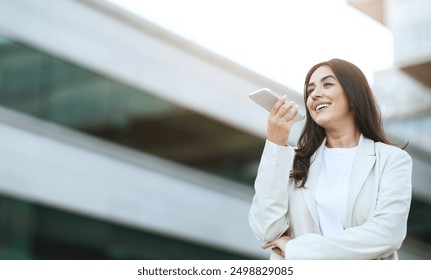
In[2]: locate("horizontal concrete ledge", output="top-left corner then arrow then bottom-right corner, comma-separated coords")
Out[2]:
0,106 -> 266,258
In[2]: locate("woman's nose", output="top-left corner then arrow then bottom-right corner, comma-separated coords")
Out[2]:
310,88 -> 322,100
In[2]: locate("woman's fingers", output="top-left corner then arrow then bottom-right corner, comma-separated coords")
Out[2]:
271,97 -> 299,122
262,241 -> 285,257
272,247 -> 284,257
261,236 -> 292,257
261,242 -> 273,250
277,102 -> 294,119
281,104 -> 299,122
274,101 -> 293,118
270,95 -> 288,116
267,96 -> 300,146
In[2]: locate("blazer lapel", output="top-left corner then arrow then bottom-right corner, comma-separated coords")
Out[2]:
345,136 -> 376,227
302,140 -> 326,230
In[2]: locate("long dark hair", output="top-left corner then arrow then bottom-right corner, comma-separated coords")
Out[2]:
290,58 -> 393,188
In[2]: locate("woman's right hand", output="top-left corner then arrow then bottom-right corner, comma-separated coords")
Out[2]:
267,96 -> 300,146
261,235 -> 292,257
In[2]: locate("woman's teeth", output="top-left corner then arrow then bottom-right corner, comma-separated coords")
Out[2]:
316,103 -> 330,112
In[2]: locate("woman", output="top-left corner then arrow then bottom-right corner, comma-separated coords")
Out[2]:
249,58 -> 412,259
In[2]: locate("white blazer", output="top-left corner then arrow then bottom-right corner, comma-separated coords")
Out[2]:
249,136 -> 412,259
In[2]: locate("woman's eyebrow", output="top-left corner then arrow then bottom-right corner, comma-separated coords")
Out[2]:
321,74 -> 336,82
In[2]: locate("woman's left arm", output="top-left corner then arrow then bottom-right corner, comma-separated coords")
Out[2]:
282,149 -> 413,259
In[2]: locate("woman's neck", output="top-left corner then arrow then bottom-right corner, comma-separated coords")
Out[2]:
325,128 -> 360,148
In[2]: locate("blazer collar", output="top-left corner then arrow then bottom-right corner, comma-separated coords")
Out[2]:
301,135 -> 376,230
345,135 -> 376,227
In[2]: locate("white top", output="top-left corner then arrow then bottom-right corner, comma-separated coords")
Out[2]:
314,145 -> 358,237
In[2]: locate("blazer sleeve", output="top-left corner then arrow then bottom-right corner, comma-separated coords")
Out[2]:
249,140 -> 295,242
284,148 -> 413,259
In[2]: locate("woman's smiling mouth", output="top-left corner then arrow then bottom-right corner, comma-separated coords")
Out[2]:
315,103 -> 331,112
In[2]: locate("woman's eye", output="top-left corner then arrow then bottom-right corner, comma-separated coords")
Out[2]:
307,88 -> 314,95
324,82 -> 334,87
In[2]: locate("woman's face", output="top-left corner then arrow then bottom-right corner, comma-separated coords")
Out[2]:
305,65 -> 354,130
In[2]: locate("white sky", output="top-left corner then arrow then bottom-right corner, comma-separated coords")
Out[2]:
106,0 -> 393,93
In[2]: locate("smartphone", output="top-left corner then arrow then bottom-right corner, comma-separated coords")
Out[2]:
249,88 -> 305,121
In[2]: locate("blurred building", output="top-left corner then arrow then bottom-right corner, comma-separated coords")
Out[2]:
0,0 -> 429,259
349,0 -> 431,259
0,0 -> 305,259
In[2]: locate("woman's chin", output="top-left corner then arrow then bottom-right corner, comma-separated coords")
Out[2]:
313,116 -> 331,128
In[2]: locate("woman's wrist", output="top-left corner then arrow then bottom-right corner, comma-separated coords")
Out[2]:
267,136 -> 289,146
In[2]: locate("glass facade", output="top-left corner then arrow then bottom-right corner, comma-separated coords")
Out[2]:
0,36 -> 264,186
385,114 -> 431,154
